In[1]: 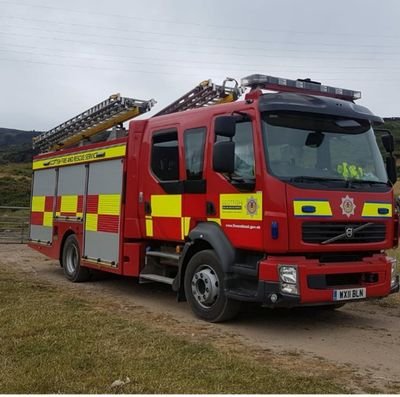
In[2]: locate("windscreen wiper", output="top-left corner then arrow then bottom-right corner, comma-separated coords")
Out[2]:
290,176 -> 387,188
290,176 -> 345,183
346,179 -> 388,186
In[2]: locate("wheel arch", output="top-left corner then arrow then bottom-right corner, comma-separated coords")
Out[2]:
173,222 -> 235,299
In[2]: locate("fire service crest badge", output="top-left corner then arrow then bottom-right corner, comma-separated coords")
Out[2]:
340,195 -> 356,218
246,196 -> 259,217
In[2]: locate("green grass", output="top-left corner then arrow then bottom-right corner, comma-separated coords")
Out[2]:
0,176 -> 31,207
0,163 -> 32,207
0,162 -> 32,178
0,268 -> 347,394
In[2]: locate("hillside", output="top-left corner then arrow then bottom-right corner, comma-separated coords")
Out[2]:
0,128 -> 39,164
0,127 -> 38,145
0,128 -> 39,206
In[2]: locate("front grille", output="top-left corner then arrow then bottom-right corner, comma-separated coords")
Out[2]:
302,222 -> 386,244
308,272 -> 379,289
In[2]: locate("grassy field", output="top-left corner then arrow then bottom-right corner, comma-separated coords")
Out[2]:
0,267 -> 348,394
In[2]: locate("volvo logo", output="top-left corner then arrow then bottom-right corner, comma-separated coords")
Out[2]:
345,227 -> 354,239
321,222 -> 373,245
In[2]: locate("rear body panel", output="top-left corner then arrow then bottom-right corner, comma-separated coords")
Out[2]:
29,138 -> 129,272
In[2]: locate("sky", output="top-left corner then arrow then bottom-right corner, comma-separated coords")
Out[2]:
0,0 -> 399,131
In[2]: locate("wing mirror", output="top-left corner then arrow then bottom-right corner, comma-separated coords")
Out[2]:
213,141 -> 235,174
386,156 -> 397,185
381,134 -> 395,153
214,116 -> 236,138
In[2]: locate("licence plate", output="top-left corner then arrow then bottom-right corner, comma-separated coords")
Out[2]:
333,287 -> 366,301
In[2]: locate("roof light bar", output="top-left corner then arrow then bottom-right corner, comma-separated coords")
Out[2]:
241,74 -> 361,101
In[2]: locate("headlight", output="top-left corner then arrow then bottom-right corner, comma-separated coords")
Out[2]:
279,265 -> 299,295
279,265 -> 297,284
389,257 -> 398,288
281,283 -> 299,295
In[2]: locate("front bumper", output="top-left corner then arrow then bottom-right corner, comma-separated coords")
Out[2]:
226,253 -> 399,306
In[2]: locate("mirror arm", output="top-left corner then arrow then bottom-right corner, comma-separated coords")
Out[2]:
231,111 -> 251,122
376,128 -> 395,154
375,128 -> 393,136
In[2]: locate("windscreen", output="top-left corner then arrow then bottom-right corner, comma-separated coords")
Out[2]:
261,112 -> 387,184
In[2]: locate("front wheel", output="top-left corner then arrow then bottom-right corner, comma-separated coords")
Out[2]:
184,250 -> 241,322
62,234 -> 90,282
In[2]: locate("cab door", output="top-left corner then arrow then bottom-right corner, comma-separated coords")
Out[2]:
139,124 -> 209,242
139,126 -> 184,242
205,111 -> 264,251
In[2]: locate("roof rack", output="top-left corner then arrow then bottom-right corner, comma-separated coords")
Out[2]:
241,74 -> 361,101
33,78 -> 243,153
33,94 -> 156,153
153,78 -> 243,117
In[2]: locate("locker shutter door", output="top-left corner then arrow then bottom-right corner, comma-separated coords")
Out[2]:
56,164 -> 86,219
30,168 -> 56,243
84,159 -> 123,265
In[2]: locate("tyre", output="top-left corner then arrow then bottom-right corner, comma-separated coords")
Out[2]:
184,249 -> 241,322
62,234 -> 90,282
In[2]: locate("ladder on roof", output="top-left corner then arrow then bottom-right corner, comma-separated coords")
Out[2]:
153,77 -> 243,117
33,94 -> 156,153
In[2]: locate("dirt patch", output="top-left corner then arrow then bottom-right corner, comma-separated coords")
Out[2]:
1,244 -> 400,392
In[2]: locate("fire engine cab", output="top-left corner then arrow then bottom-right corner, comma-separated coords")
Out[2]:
29,74 -> 400,322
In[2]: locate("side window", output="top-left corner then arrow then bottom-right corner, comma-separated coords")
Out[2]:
217,121 -> 255,179
184,127 -> 206,180
234,122 -> 255,178
151,130 -> 179,181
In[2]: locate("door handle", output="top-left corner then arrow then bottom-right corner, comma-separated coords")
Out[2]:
144,201 -> 152,215
206,201 -> 216,216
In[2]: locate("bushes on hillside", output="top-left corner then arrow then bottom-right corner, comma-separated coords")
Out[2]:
0,177 -> 31,207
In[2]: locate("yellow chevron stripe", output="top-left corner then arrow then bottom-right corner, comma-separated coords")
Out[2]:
362,202 -> 392,218
293,200 -> 332,216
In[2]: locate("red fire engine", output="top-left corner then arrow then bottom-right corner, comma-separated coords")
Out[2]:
29,75 -> 399,322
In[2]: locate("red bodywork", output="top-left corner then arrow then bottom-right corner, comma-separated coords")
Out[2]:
29,94 -> 399,306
